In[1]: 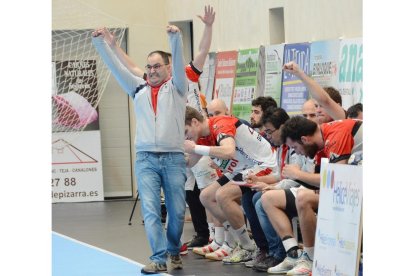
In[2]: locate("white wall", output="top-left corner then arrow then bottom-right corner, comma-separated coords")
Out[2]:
166,0 -> 362,53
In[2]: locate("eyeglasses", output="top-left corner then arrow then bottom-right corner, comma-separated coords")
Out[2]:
264,128 -> 277,135
302,113 -> 317,119
145,63 -> 167,71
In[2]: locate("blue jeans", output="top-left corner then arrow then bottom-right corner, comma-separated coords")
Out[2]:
135,152 -> 187,264
241,190 -> 268,251
255,196 -> 286,261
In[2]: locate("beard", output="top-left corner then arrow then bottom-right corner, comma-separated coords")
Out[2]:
251,120 -> 262,128
303,143 -> 320,159
317,113 -> 333,124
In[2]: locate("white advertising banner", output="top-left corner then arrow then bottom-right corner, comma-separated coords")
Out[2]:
52,131 -> 104,202
199,52 -> 216,103
52,59 -> 104,203
338,38 -> 363,109
263,44 -> 284,104
310,40 -> 340,89
313,162 -> 363,276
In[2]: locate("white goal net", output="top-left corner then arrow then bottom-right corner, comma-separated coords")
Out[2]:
52,0 -> 126,133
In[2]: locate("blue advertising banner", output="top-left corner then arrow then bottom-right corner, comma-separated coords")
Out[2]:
281,43 -> 311,114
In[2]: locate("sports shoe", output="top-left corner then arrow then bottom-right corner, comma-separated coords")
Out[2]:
186,235 -> 209,248
141,262 -> 167,274
180,243 -> 188,255
222,245 -> 255,264
170,254 -> 183,270
193,240 -> 221,256
267,255 -> 299,274
245,247 -> 267,268
253,255 -> 283,272
286,252 -> 312,275
205,242 -> 234,261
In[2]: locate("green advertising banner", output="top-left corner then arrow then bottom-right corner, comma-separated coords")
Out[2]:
232,48 -> 260,120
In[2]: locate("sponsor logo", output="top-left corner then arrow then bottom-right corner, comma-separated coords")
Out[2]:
321,169 -> 361,212
334,264 -> 351,276
317,229 -> 336,247
337,233 -> 356,251
314,260 -> 333,276
217,158 -> 239,173
236,146 -> 263,165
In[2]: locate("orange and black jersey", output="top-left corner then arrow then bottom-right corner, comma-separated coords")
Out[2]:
197,116 -> 277,176
315,119 -> 362,166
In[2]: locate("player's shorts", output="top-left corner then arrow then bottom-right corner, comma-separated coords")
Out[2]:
185,167 -> 196,191
191,156 -> 219,189
217,167 -> 273,194
284,188 -> 298,219
216,173 -> 252,194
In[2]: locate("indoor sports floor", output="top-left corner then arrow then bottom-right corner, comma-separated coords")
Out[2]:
52,199 -> 264,275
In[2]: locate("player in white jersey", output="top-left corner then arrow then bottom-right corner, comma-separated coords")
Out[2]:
247,104 -> 316,272
237,107 -> 303,270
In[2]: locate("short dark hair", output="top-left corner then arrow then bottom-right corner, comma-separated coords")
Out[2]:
281,115 -> 318,144
185,106 -> 205,126
262,107 -> 290,130
323,87 -> 342,106
251,96 -> 278,112
147,50 -> 170,65
346,103 -> 363,118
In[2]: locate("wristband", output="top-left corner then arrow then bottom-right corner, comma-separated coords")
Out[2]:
194,145 -> 210,156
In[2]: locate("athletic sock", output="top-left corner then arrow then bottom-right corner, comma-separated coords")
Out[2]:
208,222 -> 215,241
223,221 -> 236,248
214,226 -> 224,246
282,236 -> 300,258
234,225 -> 255,251
304,247 -> 314,260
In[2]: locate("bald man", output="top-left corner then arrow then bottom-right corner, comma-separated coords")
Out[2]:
206,98 -> 230,117
301,99 -> 318,124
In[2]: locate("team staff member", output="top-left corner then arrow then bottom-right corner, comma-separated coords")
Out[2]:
95,7 -> 218,249
92,25 -> 187,274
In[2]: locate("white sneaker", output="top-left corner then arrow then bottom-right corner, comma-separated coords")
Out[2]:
205,242 -> 234,261
268,255 -> 299,274
286,252 -> 312,276
193,240 -> 221,256
222,244 -> 255,264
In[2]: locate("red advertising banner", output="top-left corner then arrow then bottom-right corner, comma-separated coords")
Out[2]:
213,51 -> 238,111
